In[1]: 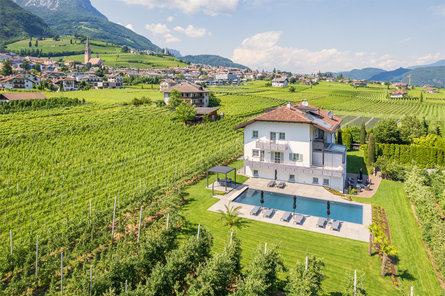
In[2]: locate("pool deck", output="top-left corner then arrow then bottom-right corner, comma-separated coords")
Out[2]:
207,179 -> 372,242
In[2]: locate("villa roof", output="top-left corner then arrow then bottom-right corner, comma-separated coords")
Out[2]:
161,82 -> 210,93
233,101 -> 342,134
272,77 -> 288,82
195,107 -> 219,115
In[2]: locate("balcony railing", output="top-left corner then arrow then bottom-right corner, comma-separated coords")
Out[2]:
245,158 -> 344,178
255,139 -> 288,151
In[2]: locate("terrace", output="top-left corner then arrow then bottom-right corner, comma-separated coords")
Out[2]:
207,178 -> 372,242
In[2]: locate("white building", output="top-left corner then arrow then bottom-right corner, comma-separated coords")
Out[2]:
271,77 -> 289,87
234,101 -> 347,192
162,82 -> 210,107
0,75 -> 35,90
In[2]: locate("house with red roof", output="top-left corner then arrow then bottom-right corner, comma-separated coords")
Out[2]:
234,100 -> 347,192
390,90 -> 408,98
161,82 -> 210,107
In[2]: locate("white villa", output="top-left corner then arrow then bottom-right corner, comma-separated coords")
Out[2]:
234,101 -> 347,192
271,77 -> 289,87
162,82 -> 210,107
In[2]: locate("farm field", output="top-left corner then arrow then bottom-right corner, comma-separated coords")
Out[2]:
0,82 -> 443,294
6,36 -> 122,56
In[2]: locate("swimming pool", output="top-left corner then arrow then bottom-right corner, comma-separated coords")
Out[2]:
233,189 -> 363,224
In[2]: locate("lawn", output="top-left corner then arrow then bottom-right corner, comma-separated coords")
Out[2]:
182,154 -> 442,295
347,149 -> 368,175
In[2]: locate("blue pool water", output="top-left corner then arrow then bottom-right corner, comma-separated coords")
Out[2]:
233,189 -> 363,224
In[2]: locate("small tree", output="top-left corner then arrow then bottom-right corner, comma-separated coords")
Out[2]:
367,133 -> 376,165
28,40 -> 32,47
343,129 -> 353,151
218,201 -> 243,230
286,255 -> 326,296
380,239 -> 397,276
343,271 -> 366,296
336,128 -> 343,145
420,92 -> 423,103
35,39 -> 38,47
289,86 -> 295,92
359,121 -> 366,145
168,89 -> 182,109
175,102 -> 196,123
1,60 -> 13,76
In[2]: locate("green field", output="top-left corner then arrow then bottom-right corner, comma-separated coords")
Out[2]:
0,83 -> 443,295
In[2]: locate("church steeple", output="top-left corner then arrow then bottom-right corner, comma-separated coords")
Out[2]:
84,37 -> 91,64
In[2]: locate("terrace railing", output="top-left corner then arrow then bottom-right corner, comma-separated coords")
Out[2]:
255,139 -> 288,151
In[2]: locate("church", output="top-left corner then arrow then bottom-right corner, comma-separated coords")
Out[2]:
84,38 -> 103,66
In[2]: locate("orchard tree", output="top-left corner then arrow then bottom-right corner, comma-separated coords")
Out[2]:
286,255 -> 326,296
343,271 -> 366,296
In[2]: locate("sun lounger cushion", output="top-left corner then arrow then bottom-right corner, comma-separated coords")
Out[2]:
264,209 -> 274,218
294,214 -> 304,225
331,220 -> 341,231
317,217 -> 327,228
250,206 -> 261,216
280,211 -> 292,222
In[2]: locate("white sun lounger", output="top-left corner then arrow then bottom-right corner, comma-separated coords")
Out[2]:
263,208 -> 274,218
316,217 -> 327,228
331,220 -> 341,231
293,213 -> 304,225
250,206 -> 261,216
280,211 -> 292,222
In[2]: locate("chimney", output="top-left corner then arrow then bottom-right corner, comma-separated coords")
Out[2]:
286,102 -> 291,109
328,110 -> 334,119
302,100 -> 308,106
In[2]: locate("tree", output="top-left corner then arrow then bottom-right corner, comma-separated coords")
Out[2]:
28,40 -> 32,48
35,39 -> 38,47
168,89 -> 182,109
367,223 -> 382,256
367,133 -> 376,165
289,86 -> 296,92
121,45 -> 130,53
208,92 -> 221,107
343,128 -> 353,151
380,239 -> 397,276
398,115 -> 426,143
286,255 -> 326,296
218,201 -> 244,230
359,121 -> 366,145
343,271 -> 366,296
373,119 -> 400,144
420,92 -> 423,103
20,61 -> 30,71
336,128 -> 343,145
175,102 -> 196,123
1,60 -> 13,76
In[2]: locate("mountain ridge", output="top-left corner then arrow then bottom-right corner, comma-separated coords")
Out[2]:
181,54 -> 249,69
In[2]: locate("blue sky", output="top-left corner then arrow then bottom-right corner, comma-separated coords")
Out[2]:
91,0 -> 445,73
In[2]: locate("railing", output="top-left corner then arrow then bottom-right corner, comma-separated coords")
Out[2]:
255,139 -> 288,151
245,158 -> 344,178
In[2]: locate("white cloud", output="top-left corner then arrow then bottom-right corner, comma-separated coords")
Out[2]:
125,24 -> 136,31
121,0 -> 239,15
231,31 -> 444,73
167,16 -> 174,22
164,33 -> 180,43
431,4 -> 445,17
145,23 -> 170,35
174,25 -> 209,38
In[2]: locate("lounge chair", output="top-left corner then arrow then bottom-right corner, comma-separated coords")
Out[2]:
267,180 -> 276,187
331,220 -> 341,231
316,217 -> 327,228
277,182 -> 286,189
250,206 -> 261,216
263,208 -> 275,218
280,211 -> 292,222
293,213 -> 305,225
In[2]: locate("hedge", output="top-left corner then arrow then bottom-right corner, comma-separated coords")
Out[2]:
362,143 -> 445,168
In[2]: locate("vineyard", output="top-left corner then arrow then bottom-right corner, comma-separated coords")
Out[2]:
1,82 -> 443,294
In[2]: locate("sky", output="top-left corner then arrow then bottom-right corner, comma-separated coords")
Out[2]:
91,0 -> 445,73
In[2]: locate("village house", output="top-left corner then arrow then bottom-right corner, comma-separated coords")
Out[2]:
0,92 -> 48,103
215,73 -> 240,85
160,78 -> 177,90
271,77 -> 289,87
107,74 -> 124,87
353,80 -> 367,87
195,107 -> 219,121
51,77 -> 78,91
0,75 -> 36,90
162,82 -> 210,107
426,87 -> 436,93
393,82 -> 409,89
390,90 -> 408,98
234,100 -> 347,192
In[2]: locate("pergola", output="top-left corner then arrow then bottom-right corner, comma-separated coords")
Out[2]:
206,165 -> 236,192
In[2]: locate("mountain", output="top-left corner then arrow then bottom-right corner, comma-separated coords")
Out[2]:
181,54 -> 249,69
0,0 -> 53,45
368,67 -> 411,81
167,49 -> 182,58
408,59 -> 445,69
337,67 -> 386,80
12,0 -> 160,51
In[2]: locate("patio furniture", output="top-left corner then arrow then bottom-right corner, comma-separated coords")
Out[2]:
263,208 -> 275,218
277,182 -> 286,189
280,211 -> 292,222
250,206 -> 261,216
331,220 -> 341,231
267,181 -> 276,187
293,213 -> 305,225
316,217 -> 327,228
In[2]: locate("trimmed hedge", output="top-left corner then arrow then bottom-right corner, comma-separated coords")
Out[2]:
362,143 -> 445,168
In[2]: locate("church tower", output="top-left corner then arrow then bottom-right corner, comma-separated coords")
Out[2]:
84,37 -> 91,64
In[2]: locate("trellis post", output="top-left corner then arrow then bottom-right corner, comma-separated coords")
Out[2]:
137,206 -> 143,244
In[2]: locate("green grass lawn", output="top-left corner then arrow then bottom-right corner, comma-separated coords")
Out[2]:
347,149 -> 368,175
182,156 -> 442,295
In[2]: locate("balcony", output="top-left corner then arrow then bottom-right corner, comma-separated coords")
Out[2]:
255,139 -> 288,151
245,158 -> 344,178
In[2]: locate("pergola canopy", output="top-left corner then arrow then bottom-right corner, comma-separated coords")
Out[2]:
208,166 -> 236,174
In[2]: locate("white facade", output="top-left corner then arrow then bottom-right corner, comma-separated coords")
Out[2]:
164,92 -> 209,107
243,121 -> 347,192
271,80 -> 288,87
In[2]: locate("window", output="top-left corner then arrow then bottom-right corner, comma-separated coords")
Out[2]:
279,132 -> 285,140
289,174 -> 295,182
253,170 -> 259,177
289,153 -> 303,162
274,152 -> 282,163
252,149 -> 260,157
323,178 -> 329,186
312,177 -> 319,184
270,132 -> 276,141
252,130 -> 258,138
